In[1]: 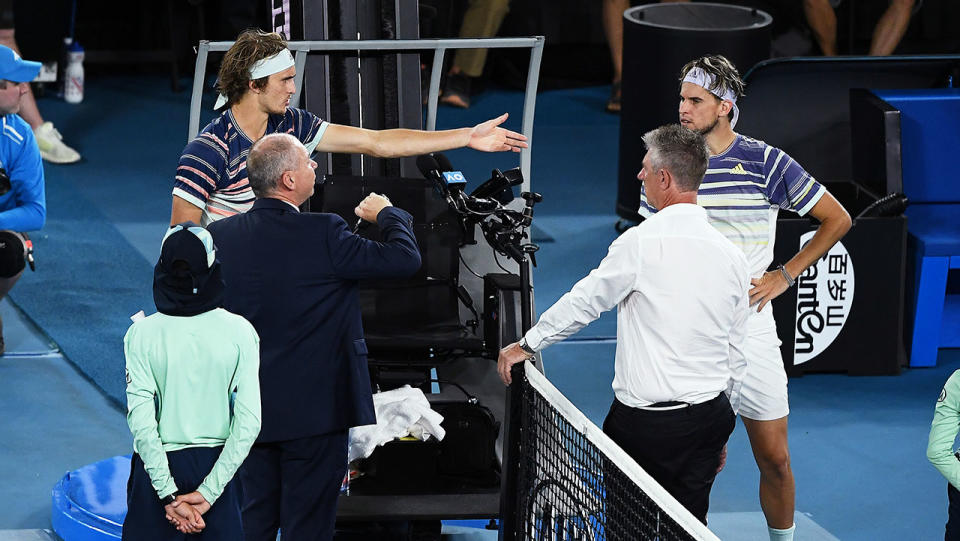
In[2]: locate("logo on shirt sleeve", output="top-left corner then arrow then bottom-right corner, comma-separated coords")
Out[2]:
939,388 -> 947,402
125,369 -> 132,385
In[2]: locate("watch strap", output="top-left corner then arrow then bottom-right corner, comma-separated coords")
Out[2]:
160,491 -> 178,506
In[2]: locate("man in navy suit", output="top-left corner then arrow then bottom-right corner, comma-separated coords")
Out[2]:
203,132 -> 421,540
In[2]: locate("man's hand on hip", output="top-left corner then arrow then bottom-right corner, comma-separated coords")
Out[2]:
749,270 -> 789,312
355,193 -> 392,224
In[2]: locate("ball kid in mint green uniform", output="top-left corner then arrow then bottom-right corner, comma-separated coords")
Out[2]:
928,370 -> 960,541
122,224 -> 261,540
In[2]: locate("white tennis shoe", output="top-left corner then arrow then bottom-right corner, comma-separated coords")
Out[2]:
33,122 -> 81,164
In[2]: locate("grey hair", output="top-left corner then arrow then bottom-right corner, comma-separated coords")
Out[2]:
641,124 -> 709,192
246,133 -> 304,197
679,55 -> 745,122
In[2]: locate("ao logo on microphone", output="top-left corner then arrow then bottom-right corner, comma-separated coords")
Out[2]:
793,232 -> 854,365
442,171 -> 467,185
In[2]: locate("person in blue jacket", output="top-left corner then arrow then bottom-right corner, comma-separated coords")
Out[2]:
0,43 -> 44,354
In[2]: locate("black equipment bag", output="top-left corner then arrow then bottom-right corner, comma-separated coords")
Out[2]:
353,437 -> 443,495
354,380 -> 501,493
428,380 -> 501,488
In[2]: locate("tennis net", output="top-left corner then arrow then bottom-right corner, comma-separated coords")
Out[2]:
500,361 -> 721,541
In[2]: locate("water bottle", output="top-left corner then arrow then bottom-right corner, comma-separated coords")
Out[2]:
64,40 -> 84,104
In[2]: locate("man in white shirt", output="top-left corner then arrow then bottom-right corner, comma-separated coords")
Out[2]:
498,124 -> 750,524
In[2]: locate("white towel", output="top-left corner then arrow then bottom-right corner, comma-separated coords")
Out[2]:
348,385 -> 446,462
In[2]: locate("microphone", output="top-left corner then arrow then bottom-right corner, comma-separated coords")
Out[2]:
419,153 -> 499,217
435,153 -> 454,172
417,153 -> 461,211
416,154 -> 444,181
416,154 -> 451,196
434,152 -> 468,195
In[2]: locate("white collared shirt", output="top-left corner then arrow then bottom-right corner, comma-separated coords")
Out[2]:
524,203 -> 750,411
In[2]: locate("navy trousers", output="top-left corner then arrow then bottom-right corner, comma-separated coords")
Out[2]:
240,430 -> 348,541
946,483 -> 960,541
602,393 -> 735,525
122,447 -> 242,541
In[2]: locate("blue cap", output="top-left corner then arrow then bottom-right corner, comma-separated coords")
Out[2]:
0,45 -> 42,83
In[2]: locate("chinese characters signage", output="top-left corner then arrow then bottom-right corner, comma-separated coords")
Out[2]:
793,232 -> 855,365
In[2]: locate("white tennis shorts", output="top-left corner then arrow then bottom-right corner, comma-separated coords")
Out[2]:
738,307 -> 790,421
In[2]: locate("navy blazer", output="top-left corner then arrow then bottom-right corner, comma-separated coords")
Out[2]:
208,198 -> 421,442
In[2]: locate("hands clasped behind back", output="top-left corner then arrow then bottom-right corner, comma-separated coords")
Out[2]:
164,500 -> 204,534
355,192 -> 392,224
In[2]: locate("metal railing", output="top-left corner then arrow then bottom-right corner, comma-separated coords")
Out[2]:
189,37 -> 545,191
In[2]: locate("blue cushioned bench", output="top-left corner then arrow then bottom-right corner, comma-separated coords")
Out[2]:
905,204 -> 960,366
873,89 -> 960,367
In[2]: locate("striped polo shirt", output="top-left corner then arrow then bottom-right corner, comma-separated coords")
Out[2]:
173,107 -> 328,226
638,134 -> 824,277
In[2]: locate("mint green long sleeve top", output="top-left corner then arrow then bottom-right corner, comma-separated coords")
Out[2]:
124,308 -> 261,505
928,369 -> 960,489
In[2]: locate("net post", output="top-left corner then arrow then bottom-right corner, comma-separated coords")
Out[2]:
498,362 -> 525,541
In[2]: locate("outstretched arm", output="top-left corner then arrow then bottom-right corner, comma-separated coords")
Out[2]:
315,113 -> 528,157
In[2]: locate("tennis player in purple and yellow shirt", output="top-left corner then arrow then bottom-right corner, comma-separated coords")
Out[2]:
637,55 -> 851,541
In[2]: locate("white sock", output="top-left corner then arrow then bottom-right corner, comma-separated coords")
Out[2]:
768,523 -> 795,541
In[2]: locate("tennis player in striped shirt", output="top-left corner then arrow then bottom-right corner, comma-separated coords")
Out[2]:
171,29 -> 528,227
637,55 -> 852,541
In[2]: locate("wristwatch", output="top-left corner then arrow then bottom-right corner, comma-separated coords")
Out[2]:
518,338 -> 535,356
777,264 -> 795,288
160,491 -> 179,506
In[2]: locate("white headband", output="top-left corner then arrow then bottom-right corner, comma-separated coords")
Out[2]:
214,48 -> 296,110
682,67 -> 739,129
